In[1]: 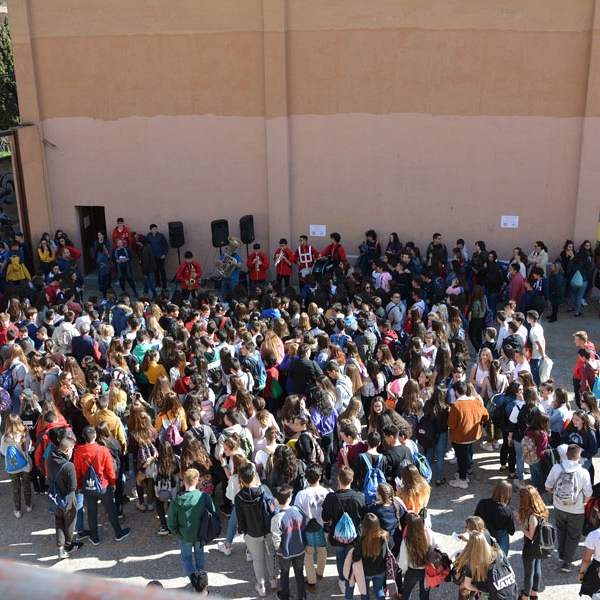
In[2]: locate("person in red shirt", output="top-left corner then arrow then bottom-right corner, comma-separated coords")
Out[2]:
176,251 -> 203,300
320,232 -> 347,280
111,217 -> 132,249
0,312 -> 18,345
573,330 -> 596,408
247,243 -> 269,295
56,236 -> 82,263
274,238 -> 294,289
294,235 -> 319,286
73,425 -> 130,544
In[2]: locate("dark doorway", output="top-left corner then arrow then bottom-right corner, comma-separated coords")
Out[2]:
77,206 -> 106,274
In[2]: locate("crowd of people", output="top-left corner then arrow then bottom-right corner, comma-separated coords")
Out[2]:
1,224 -> 600,599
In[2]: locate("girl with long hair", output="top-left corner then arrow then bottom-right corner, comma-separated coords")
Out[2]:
337,397 -> 362,442
344,363 -> 364,398
467,285 -> 487,351
154,391 -> 188,443
376,344 -> 395,384
395,379 -> 421,439
95,421 -> 125,517
461,531 -> 506,598
515,485 -> 549,600
147,374 -> 172,413
142,349 -> 168,386
522,411 -> 550,492
397,463 -> 431,517
397,512 -> 436,600
367,396 -> 385,434
309,386 -> 337,483
0,413 -> 32,518
154,440 -> 180,535
128,411 -> 158,512
468,347 -> 492,396
362,360 -> 385,418
422,386 -> 449,487
5,344 -> 30,413
562,409 -> 598,474
246,396 -> 279,453
351,513 -> 390,600
180,431 -> 213,495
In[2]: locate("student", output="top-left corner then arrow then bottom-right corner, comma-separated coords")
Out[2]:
235,462 -> 279,597
294,464 -> 331,591
474,480 -> 515,556
351,513 -> 389,600
167,468 -> 214,579
322,465 -> 367,598
271,484 -> 307,600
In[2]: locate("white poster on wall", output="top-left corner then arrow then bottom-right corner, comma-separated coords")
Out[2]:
310,224 -> 327,237
501,216 -> 519,228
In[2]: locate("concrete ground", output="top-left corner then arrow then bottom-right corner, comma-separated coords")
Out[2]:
1,279 -> 599,598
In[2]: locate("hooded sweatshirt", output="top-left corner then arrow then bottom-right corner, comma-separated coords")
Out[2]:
545,458 -> 593,514
235,484 -> 276,538
167,488 -> 211,543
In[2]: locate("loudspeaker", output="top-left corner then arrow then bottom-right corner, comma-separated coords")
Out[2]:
211,219 -> 230,248
239,215 -> 255,245
168,221 -> 185,248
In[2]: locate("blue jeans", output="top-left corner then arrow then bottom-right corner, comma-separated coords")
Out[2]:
362,571 -> 386,600
220,277 -> 238,301
75,492 -> 84,532
143,272 -> 157,297
226,506 -> 238,544
496,528 -> 509,556
529,461 -> 543,492
334,545 -> 354,600
179,539 -> 205,577
426,431 -> 448,482
513,440 -> 525,481
529,358 -> 541,387
569,283 -> 586,314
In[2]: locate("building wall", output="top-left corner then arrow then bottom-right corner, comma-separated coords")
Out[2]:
8,0 -> 600,275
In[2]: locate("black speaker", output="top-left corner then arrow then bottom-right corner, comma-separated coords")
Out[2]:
239,215 -> 255,245
211,219 -> 230,248
168,221 -> 185,248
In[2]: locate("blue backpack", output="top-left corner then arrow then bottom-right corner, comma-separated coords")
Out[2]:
413,450 -> 432,483
332,493 -> 357,544
48,463 -> 69,509
243,355 -> 267,392
82,449 -> 103,495
361,453 -> 386,505
5,444 -> 29,473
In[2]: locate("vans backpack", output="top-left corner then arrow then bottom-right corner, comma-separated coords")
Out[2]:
361,453 -> 386,505
486,554 -> 518,600
332,493 -> 357,544
47,463 -> 69,509
521,435 -> 541,465
83,448 -> 103,495
531,517 -> 556,559
554,464 -> 579,506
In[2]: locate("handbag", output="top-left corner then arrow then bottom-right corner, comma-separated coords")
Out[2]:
386,546 -> 398,579
571,270 -> 584,289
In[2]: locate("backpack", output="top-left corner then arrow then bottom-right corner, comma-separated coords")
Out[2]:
521,434 -> 541,465
332,493 -> 358,544
361,453 -> 386,505
304,517 -> 326,547
270,376 -> 284,400
403,413 -> 419,441
302,432 -> 325,466
531,516 -> 556,559
225,428 -> 253,460
82,448 -> 103,495
0,387 -> 11,412
198,492 -> 222,544
584,496 -> 600,536
529,291 -> 546,315
425,548 -> 452,588
5,444 -> 29,473
486,554 -> 519,600
554,464 -> 579,506
260,486 -> 280,533
39,435 -> 57,478
155,473 -> 177,502
413,450 -> 432,483
137,442 -> 158,471
0,365 -> 15,394
416,415 -> 437,449
47,463 -> 69,509
164,420 -> 184,447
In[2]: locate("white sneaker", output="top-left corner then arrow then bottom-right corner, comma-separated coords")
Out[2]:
444,449 -> 455,460
255,582 -> 267,598
453,473 -> 470,483
338,579 -> 346,594
269,576 -> 278,589
233,533 -> 244,544
448,478 -> 469,489
218,541 -> 232,556
582,298 -> 589,306
514,480 -> 525,489
246,549 -> 253,562
480,442 -> 495,452
14,510 -> 21,519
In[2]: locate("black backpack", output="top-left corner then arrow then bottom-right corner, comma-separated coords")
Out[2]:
486,554 -> 519,600
531,516 -> 556,559
416,415 -> 437,449
529,291 -> 546,315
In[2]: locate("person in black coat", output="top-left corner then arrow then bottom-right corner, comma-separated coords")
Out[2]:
474,480 -> 515,556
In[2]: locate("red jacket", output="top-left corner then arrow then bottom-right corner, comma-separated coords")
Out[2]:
574,340 -> 596,380
176,260 -> 202,290
34,420 -> 72,476
321,243 -> 347,262
247,251 -> 269,281
274,247 -> 294,277
74,442 -> 116,490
